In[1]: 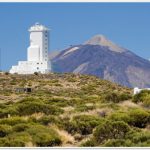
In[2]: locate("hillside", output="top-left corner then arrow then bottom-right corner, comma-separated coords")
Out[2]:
0,72 -> 150,147
52,35 -> 150,88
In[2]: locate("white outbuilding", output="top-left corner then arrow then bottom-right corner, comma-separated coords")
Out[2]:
133,87 -> 150,95
10,23 -> 51,74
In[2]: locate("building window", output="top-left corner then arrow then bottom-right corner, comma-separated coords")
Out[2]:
37,67 -> 39,70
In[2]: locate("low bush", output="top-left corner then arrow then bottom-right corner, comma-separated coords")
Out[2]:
26,125 -> 62,146
132,132 -> 150,144
0,117 -> 27,126
143,99 -> 150,108
94,120 -> 130,144
62,120 -> 77,135
0,106 -> 19,118
0,138 -> 8,147
64,115 -> 103,135
81,84 -> 97,95
109,111 -> 131,124
126,130 -> 150,145
81,138 -> 97,147
105,92 -> 131,103
17,101 -> 64,116
128,109 -> 150,128
13,123 -> 31,132
67,98 -> 85,107
37,115 -> 58,125
75,104 -> 95,112
0,125 -> 12,137
10,81 -> 17,85
103,139 -> 133,147
48,97 -> 68,107
67,78 -> 77,82
109,109 -> 150,128
133,90 -> 150,107
0,132 -> 31,147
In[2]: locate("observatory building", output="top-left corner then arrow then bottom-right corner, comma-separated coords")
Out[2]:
10,23 -> 51,74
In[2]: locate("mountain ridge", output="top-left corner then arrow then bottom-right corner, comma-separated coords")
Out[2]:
51,35 -> 150,88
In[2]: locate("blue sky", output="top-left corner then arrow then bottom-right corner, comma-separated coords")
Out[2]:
0,3 -> 150,71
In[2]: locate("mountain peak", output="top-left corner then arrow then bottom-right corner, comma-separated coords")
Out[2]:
84,34 -> 109,45
91,34 -> 107,41
84,34 -> 126,53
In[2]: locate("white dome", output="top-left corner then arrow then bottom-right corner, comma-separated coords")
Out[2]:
29,23 -> 49,32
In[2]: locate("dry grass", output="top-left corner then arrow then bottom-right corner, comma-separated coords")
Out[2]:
48,124 -> 75,146
119,100 -> 140,108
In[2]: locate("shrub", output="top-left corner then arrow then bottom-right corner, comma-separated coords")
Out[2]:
13,123 -> 30,132
64,115 -> 103,135
119,93 -> 132,101
136,141 -> 150,147
1,132 -> 31,147
0,138 -> 8,146
94,120 -> 130,144
133,90 -> 150,107
105,92 -> 121,103
75,104 -> 95,112
26,125 -> 62,146
34,133 -> 61,147
0,125 -> 12,137
103,139 -> 133,147
128,109 -> 150,128
0,117 -> 27,126
10,81 -> 17,85
132,132 -> 150,144
81,84 -> 96,94
0,110 -> 7,118
109,109 -> 150,128
143,98 -> 150,108
17,97 -> 42,103
0,106 -> 19,118
126,130 -> 150,145
67,78 -> 77,82
48,97 -> 68,107
0,103 -> 6,109
17,101 -> 64,116
38,115 -> 58,125
67,98 -> 84,107
109,111 -> 131,124
7,139 -> 26,146
62,120 -> 77,135
81,138 -> 97,147
105,92 -> 131,103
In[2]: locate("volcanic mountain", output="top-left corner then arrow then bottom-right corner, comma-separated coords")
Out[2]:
51,35 -> 150,88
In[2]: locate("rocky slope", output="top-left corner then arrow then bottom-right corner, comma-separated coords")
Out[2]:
51,35 -> 150,88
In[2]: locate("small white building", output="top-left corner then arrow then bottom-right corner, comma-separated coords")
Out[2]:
10,23 -> 51,74
133,87 -> 150,95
